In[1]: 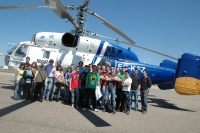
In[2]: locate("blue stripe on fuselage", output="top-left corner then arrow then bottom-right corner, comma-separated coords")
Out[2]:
91,41 -> 104,64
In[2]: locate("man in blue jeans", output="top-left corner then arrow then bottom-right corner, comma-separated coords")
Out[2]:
104,66 -> 119,114
43,59 -> 56,102
130,69 -> 141,111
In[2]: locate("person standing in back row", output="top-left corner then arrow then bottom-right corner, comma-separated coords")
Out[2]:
140,70 -> 151,114
24,57 -> 31,70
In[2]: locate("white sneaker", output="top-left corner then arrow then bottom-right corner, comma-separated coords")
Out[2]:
94,109 -> 98,112
72,104 -> 74,108
82,108 -> 87,111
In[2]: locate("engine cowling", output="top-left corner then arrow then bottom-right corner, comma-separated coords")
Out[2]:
33,32 -> 64,48
62,33 -> 78,47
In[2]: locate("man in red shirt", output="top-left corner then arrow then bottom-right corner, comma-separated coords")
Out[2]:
70,66 -> 80,108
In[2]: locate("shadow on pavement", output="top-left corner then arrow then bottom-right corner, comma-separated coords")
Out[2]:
1,85 -> 14,90
149,98 -> 196,112
0,101 -> 32,117
61,102 -> 111,127
75,108 -> 111,127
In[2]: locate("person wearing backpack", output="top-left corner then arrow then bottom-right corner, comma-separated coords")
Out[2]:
23,64 -> 35,101
34,60 -> 48,102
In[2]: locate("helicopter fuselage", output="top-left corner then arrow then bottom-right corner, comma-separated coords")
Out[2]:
5,32 -> 176,87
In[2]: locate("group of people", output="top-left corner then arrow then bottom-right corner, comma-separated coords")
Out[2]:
13,57 -> 152,115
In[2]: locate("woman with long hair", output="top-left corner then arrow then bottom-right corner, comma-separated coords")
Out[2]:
31,62 -> 38,74
23,64 -> 35,101
14,63 -> 25,100
64,66 -> 71,103
31,62 -> 38,99
54,65 -> 64,102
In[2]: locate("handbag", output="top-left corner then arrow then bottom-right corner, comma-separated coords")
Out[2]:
19,78 -> 25,86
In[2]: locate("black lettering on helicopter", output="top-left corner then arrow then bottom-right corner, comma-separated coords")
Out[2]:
37,59 -> 49,64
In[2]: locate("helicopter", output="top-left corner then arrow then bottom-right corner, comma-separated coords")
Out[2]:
1,0 -> 200,95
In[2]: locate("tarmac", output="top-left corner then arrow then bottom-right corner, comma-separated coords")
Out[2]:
0,72 -> 200,133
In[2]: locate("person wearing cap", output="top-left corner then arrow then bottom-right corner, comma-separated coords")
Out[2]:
43,59 -> 56,102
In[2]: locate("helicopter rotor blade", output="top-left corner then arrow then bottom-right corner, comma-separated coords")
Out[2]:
92,12 -> 136,45
91,12 -> 177,60
42,0 -> 79,28
122,41 -> 178,60
0,6 -> 48,10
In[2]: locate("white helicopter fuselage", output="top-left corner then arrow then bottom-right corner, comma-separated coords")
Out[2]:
6,32 -> 110,72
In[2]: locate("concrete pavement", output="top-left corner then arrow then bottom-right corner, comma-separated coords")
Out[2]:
0,73 -> 200,133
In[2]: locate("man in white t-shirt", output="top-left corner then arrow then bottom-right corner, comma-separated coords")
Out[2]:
120,70 -> 132,115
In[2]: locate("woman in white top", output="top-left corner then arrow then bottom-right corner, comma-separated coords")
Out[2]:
54,65 -> 64,102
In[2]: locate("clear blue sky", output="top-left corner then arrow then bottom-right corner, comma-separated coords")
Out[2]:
0,0 -> 200,67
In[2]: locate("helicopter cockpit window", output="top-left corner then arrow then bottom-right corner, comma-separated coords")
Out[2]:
43,51 -> 50,59
14,45 -> 28,57
7,45 -> 18,55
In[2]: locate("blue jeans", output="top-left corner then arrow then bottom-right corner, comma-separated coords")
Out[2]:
130,89 -> 139,109
14,81 -> 23,99
105,88 -> 116,111
43,78 -> 55,100
71,88 -> 80,106
101,86 -> 106,108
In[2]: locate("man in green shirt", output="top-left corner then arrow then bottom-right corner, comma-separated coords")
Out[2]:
82,65 -> 100,112
116,67 -> 126,110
